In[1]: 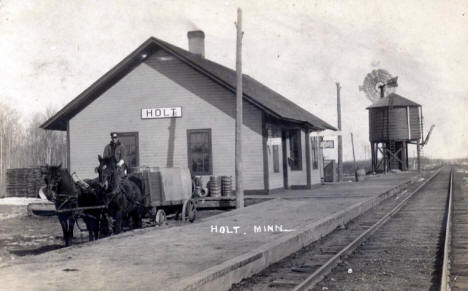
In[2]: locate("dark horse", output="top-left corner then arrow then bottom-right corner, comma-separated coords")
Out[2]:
42,164 -> 108,246
76,176 -> 111,240
96,155 -> 146,234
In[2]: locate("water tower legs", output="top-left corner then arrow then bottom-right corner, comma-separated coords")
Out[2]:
371,142 -> 376,174
370,141 -> 411,173
417,142 -> 421,173
401,141 -> 407,171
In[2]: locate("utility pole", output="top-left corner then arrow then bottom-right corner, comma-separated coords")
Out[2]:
417,142 -> 421,173
351,132 -> 358,182
235,8 -> 244,208
336,82 -> 343,182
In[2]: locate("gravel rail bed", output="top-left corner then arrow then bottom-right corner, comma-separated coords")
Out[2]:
230,169 -> 448,291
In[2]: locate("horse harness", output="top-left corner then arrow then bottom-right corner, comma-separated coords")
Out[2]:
104,179 -> 144,208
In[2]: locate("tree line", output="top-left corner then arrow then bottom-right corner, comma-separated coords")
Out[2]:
0,103 -> 66,194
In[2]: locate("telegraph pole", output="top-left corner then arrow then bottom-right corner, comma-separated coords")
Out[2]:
235,8 -> 244,208
351,133 -> 358,182
336,82 -> 343,182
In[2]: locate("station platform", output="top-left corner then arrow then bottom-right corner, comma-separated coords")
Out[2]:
0,171 -> 422,291
451,167 -> 468,290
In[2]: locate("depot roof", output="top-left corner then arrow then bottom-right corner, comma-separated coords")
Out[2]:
41,36 -> 336,131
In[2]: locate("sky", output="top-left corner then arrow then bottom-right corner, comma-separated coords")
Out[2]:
0,0 -> 467,161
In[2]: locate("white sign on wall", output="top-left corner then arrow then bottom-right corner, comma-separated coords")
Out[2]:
320,140 -> 335,149
141,107 -> 182,119
267,137 -> 282,146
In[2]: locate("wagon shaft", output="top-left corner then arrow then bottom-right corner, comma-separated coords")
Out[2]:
56,205 -> 107,213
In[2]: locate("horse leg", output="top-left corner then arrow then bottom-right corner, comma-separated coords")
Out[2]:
93,226 -> 100,240
58,216 -> 70,246
92,211 -> 104,239
67,217 -> 75,246
88,214 -> 100,241
89,221 -> 96,242
92,213 -> 100,240
132,210 -> 143,229
88,230 -> 95,241
59,214 -> 74,246
84,216 -> 96,241
100,213 -> 112,237
113,212 -> 123,234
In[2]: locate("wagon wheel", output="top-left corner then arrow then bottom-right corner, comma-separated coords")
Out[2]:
182,199 -> 197,223
155,209 -> 166,226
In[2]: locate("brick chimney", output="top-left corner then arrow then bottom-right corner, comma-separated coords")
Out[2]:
187,30 -> 205,57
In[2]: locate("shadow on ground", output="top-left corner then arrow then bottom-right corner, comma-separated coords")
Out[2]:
9,244 -> 63,256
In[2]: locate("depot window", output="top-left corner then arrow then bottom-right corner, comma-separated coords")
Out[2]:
288,129 -> 302,171
187,129 -> 212,175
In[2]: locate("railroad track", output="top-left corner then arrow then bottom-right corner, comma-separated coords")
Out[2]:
445,167 -> 468,291
231,167 -> 450,291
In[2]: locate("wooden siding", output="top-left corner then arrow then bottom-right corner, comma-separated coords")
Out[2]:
69,49 -> 263,190
368,107 -> 421,142
409,107 -> 421,140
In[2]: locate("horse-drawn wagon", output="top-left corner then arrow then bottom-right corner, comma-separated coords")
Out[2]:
130,167 -> 197,225
40,161 -> 197,246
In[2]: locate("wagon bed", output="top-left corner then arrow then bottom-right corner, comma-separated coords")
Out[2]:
131,167 -> 197,224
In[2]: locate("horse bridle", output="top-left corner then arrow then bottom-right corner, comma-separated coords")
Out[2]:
44,175 -> 61,202
98,164 -> 133,206
44,172 -> 78,211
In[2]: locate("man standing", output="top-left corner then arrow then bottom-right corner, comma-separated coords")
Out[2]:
103,132 -> 127,194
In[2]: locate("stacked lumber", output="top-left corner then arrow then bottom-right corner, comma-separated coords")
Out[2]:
6,168 -> 44,198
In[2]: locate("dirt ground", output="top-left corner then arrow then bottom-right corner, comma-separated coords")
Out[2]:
0,205 -> 65,267
0,198 -> 268,268
0,205 -> 225,267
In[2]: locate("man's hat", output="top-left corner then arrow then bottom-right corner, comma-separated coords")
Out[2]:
110,132 -> 118,138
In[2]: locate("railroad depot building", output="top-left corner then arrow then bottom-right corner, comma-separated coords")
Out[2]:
41,31 -> 336,194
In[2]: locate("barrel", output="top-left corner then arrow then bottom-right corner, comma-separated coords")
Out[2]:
209,176 -> 221,197
221,176 -> 232,196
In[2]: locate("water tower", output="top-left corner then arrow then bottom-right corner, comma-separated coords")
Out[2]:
361,69 -> 424,172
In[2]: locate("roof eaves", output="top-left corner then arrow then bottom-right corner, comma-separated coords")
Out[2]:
41,36 -> 336,132
40,38 -> 158,130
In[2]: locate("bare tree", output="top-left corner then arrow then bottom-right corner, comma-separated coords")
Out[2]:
23,108 -> 66,167
0,105 -> 21,172
0,103 -> 23,195
0,104 -> 66,196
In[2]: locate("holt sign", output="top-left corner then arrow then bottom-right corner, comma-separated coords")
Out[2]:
141,107 -> 182,119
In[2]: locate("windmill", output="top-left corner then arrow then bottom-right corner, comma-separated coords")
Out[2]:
359,69 -> 398,102
360,69 -> 427,173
